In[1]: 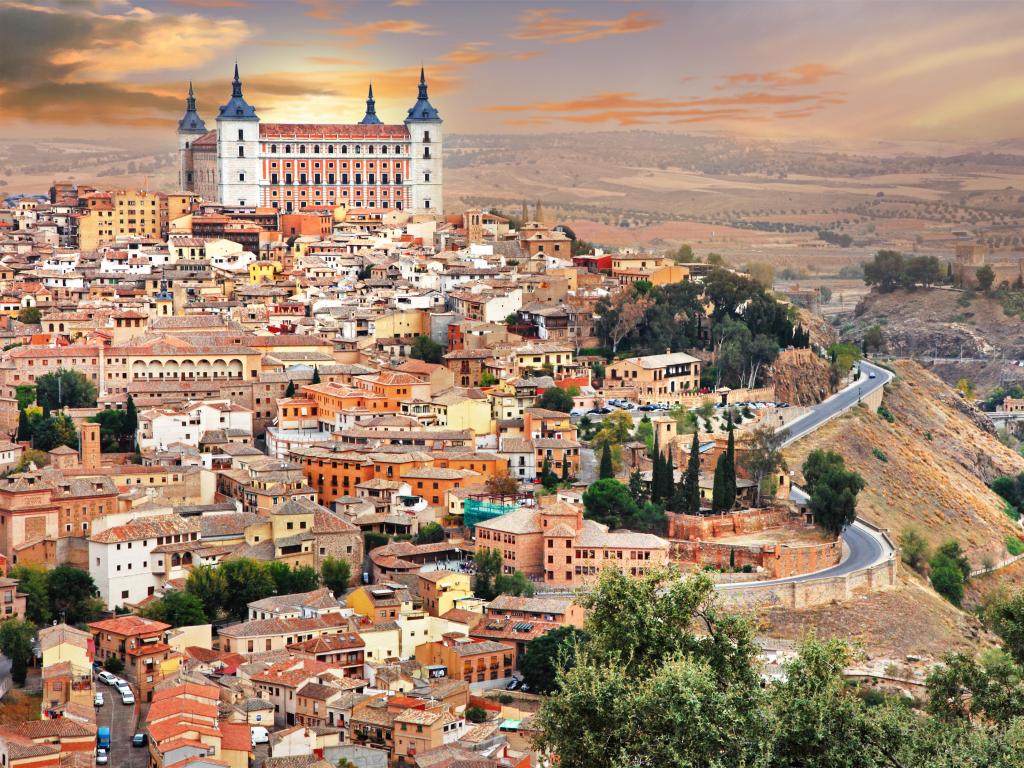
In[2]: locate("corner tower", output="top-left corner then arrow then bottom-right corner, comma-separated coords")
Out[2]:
216,63 -> 260,206
176,82 -> 207,192
404,67 -> 443,216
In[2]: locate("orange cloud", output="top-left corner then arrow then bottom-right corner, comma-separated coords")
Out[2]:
484,89 -> 842,127
440,42 -> 541,66
298,0 -> 346,21
169,0 -> 251,8
391,0 -> 421,5
335,19 -> 434,45
511,8 -> 661,44
722,63 -> 840,89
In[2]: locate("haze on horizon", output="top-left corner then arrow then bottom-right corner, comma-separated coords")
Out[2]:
0,0 -> 1022,153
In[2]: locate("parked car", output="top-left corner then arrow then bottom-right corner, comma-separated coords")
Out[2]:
120,688 -> 135,705
131,733 -> 147,748
94,692 -> 104,707
96,749 -> 108,766
251,727 -> 270,746
96,671 -> 117,686
638,404 -> 656,412
506,678 -> 521,691
113,677 -> 129,689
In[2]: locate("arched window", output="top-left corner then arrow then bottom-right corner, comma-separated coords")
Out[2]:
285,145 -> 291,153
270,144 -> 277,153
327,145 -> 334,153
314,145 -> 320,153
381,145 -> 388,154
355,145 -> 361,153
368,145 -> 374,154
299,144 -> 306,153
341,145 -> 348,154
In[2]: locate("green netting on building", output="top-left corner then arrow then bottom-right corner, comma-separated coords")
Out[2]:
464,498 -> 519,529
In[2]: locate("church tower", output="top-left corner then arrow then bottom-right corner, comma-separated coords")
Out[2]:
216,64 -> 260,206
360,83 -> 382,125
176,82 -> 207,192
405,67 -> 443,217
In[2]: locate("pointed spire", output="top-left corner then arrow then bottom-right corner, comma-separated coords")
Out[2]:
418,66 -> 428,99
219,62 -> 257,120
188,80 -> 194,98
178,80 -> 206,133
406,65 -> 440,122
360,81 -> 382,125
231,62 -> 243,98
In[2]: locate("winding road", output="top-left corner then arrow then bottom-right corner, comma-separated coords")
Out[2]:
722,359 -> 897,590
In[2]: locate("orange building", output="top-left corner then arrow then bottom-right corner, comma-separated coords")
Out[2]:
88,616 -> 178,702
415,634 -> 515,684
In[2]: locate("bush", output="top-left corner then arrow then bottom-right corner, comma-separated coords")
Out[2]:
1008,537 -> 1024,557
498,694 -> 514,705
872,448 -> 888,462
465,705 -> 488,723
876,405 -> 895,423
900,528 -> 930,573
930,563 -> 964,606
103,656 -> 125,674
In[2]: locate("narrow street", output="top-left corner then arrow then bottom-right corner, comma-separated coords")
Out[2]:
94,682 -> 146,768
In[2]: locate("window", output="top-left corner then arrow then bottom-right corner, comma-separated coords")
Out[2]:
424,172 -> 431,183
238,146 -> 245,157
271,144 -> 277,152
237,129 -> 244,140
121,590 -> 129,599
239,173 -> 245,182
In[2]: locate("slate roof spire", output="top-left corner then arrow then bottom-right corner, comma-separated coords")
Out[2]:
177,80 -> 207,133
360,82 -> 382,125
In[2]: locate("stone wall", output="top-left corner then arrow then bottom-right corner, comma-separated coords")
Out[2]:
672,537 -> 840,579
667,508 -> 785,541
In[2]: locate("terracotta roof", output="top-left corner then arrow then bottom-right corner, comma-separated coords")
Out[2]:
88,615 -> 170,636
260,123 -> 409,139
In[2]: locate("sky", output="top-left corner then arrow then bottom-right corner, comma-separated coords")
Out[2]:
1,0 -> 1023,150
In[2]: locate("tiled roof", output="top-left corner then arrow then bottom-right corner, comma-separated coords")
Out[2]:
88,615 -> 170,636
90,513 -> 199,544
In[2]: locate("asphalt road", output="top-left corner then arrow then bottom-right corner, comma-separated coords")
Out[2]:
780,360 -> 894,447
722,358 -> 895,590
94,680 -> 145,768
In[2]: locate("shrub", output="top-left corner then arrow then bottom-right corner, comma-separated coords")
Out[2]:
872,448 -> 888,462
103,656 -> 125,674
924,431 -> 932,441
930,563 -> 964,606
1008,537 -> 1024,557
900,528 -> 929,573
876,405 -> 895,423
498,694 -> 514,705
465,705 -> 488,723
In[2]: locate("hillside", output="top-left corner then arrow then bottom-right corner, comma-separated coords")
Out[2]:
844,287 -> 1024,393
783,360 -> 1024,565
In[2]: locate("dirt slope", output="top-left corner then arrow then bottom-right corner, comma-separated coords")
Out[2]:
784,360 -> 1024,565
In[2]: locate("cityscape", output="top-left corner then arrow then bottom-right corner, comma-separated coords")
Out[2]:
0,1 -> 1023,767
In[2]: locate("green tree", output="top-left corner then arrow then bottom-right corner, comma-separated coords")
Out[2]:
598,443 -> 613,480
741,423 -> 787,506
35,369 -> 97,414
284,380 -> 296,397
0,619 -> 36,685
494,570 -> 536,598
409,334 -> 444,363
473,548 -> 503,600
983,590 -> 1024,665
219,558 -> 275,621
102,656 -> 124,674
540,456 -> 558,491
677,429 -> 702,514
976,264 -> 996,292
320,557 -> 353,595
140,590 -> 207,627
125,393 -> 138,441
11,448 -> 48,473
14,385 -> 35,411
722,415 -> 736,509
267,562 -> 319,595
9,565 -> 50,625
46,566 -> 100,624
711,452 -> 731,513
802,450 -> 864,536
933,540 -> 971,581
930,559 -> 965,606
863,250 -> 905,292
899,528 -> 930,573
538,386 -> 575,413
628,469 -> 646,506
185,565 -> 228,621
414,522 -> 445,545
863,324 -> 886,353
465,705 -> 488,723
16,409 -> 30,442
520,626 -> 587,695
582,479 -> 638,530
16,306 -> 40,325
479,371 -> 498,387
311,366 -> 321,384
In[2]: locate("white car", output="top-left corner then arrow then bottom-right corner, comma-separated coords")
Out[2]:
96,671 -> 117,686
251,726 -> 270,746
94,692 -> 104,707
96,749 -> 109,766
120,688 -> 135,705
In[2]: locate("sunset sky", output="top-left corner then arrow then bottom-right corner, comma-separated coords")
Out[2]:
1,0 -> 1022,149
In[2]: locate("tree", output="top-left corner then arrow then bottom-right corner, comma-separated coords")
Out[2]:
596,287 -> 653,353
125,393 -> 138,436
186,565 -> 228,621
320,557 -> 353,595
465,705 -> 488,723
933,540 -> 971,581
16,306 -> 40,325
537,386 -> 574,413
677,430 -> 702,514
484,474 -> 519,497
628,469 -> 646,505
722,415 -> 736,509
284,380 -> 296,397
47,566 -> 100,624
582,479 -> 638,530
311,366 -> 321,384
10,565 -> 50,625
955,378 -> 975,399
863,250 -> 905,292
102,656 -> 124,674
983,590 -> 1024,665
409,335 -> 444,364
746,261 -> 774,289
711,452 -> 731,513
414,522 -> 445,545
863,324 -> 885,353
267,562 -> 319,595
520,626 -> 587,695
590,411 -> 633,457
30,413 -> 78,452
540,456 -> 558,491
473,548 -> 503,601
494,570 -> 536,598
930,561 -> 965,606
976,264 -> 995,292
899,528 -> 930,573
802,449 -> 864,535
819,285 -> 832,304
219,558 -> 275,620
599,443 -> 613,480
35,369 -> 97,414
11,448 -> 48,473
740,424 -> 787,506
141,590 -> 207,627
0,619 -> 36,685
16,408 -> 30,443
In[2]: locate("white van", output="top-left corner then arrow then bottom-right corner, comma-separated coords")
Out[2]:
251,726 -> 270,746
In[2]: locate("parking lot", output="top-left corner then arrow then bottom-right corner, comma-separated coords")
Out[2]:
95,680 -> 147,768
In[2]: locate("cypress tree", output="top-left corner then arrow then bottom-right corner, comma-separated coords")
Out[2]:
285,380 -> 296,397
311,366 -> 321,384
125,394 -> 138,435
599,443 -> 613,480
663,450 -> 675,503
681,429 -> 702,514
628,469 -> 645,505
561,453 -> 570,482
724,415 -> 737,510
712,452 -> 728,513
650,449 -> 663,504
16,410 -> 30,442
